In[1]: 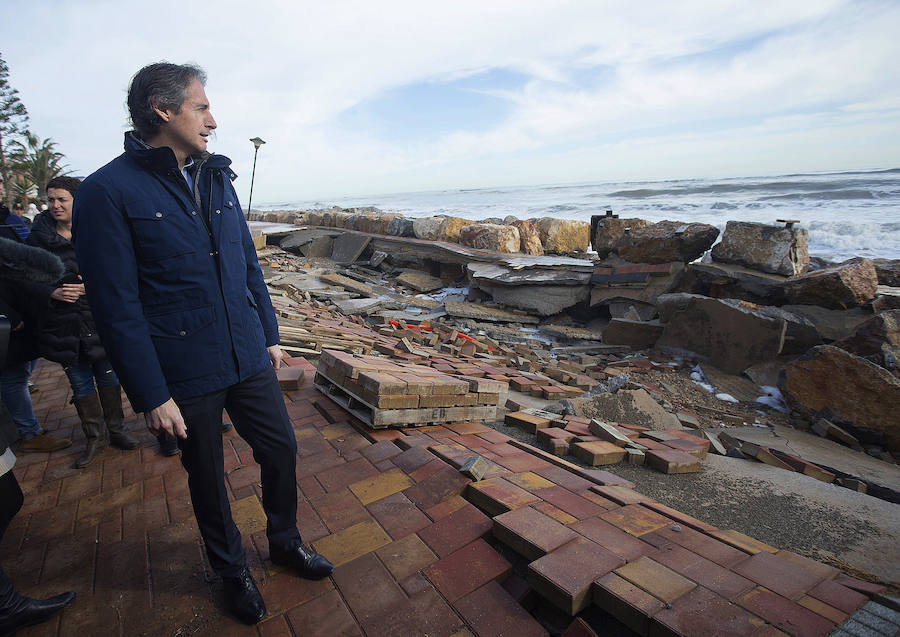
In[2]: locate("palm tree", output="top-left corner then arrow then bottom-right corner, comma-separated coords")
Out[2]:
9,132 -> 68,206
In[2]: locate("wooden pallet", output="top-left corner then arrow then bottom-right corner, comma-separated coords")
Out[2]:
314,370 -> 497,429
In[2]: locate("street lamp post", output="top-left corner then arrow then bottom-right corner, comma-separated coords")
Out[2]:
246,137 -> 266,219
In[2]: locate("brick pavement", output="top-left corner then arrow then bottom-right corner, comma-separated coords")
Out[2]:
2,358 -> 889,636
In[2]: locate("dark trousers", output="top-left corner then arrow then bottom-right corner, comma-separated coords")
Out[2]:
175,366 -> 300,578
1,470 -> 24,604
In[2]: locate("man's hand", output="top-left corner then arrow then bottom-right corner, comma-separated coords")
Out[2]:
267,344 -> 284,370
50,283 -> 85,303
145,398 -> 187,439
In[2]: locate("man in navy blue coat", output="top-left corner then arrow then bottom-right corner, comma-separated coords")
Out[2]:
73,62 -> 332,625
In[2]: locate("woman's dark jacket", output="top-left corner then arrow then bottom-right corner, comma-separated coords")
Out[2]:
25,211 -> 107,366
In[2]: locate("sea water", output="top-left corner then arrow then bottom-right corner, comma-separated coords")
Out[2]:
261,168 -> 900,262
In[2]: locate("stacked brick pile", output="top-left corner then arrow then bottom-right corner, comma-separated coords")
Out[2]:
316,349 -> 506,428
506,411 -> 708,474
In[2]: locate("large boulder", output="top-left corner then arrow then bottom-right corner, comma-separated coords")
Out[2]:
834,310 -> 899,370
783,257 -> 878,309
536,218 -> 591,254
356,213 -> 399,235
617,221 -> 719,264
305,210 -> 325,226
677,262 -> 788,305
386,216 -> 415,237
412,216 -> 470,243
510,220 -> 544,256
873,259 -> 900,287
781,305 -> 873,342
779,345 -> 900,451
656,296 -> 786,374
459,223 -> 520,253
591,215 -> 651,258
602,319 -> 664,350
711,221 -> 809,276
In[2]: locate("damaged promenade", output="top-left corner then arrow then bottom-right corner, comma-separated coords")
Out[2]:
3,209 -> 899,636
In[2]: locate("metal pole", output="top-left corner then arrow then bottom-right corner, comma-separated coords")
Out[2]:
247,146 -> 259,220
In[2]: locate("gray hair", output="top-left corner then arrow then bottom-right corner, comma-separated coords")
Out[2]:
127,62 -> 207,139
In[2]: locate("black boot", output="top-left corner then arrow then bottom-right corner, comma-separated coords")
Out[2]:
269,543 -> 334,580
0,567 -> 75,635
98,385 -> 138,450
73,393 -> 105,468
156,432 -> 180,457
222,568 -> 265,625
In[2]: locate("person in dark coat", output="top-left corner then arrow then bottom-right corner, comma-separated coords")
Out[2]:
0,242 -> 76,634
73,62 -> 332,625
0,180 -> 71,453
26,177 -> 139,467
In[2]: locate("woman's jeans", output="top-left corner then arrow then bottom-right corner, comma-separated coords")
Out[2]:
63,358 -> 119,399
0,361 -> 41,441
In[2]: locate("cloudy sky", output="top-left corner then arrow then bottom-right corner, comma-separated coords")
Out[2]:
4,0 -> 899,205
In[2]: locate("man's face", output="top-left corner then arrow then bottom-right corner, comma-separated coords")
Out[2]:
158,79 -> 217,157
47,188 -> 73,224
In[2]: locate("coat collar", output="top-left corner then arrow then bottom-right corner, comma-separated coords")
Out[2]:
123,131 -> 236,179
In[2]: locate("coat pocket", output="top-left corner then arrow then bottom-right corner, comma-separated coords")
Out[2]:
146,305 -> 220,382
125,204 -> 196,261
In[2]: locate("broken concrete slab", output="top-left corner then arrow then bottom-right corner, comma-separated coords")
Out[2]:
711,221 -> 809,276
570,389 -> 681,431
319,272 -> 374,297
784,257 -> 879,309
780,304 -> 873,342
467,262 -> 592,286
657,296 -> 787,374
332,297 -> 385,315
617,221 -> 719,264
779,345 -> 900,452
331,233 -> 371,264
444,300 -> 540,324
680,261 -> 789,305
834,310 -> 899,365
396,271 -> 444,293
873,259 -> 900,287
601,319 -> 664,350
480,283 -> 591,317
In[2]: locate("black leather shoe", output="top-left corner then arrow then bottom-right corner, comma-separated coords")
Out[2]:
222,568 -> 265,625
156,433 -> 180,457
0,591 -> 76,634
270,544 -> 334,580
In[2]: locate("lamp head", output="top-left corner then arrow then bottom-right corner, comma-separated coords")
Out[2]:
250,136 -> 266,150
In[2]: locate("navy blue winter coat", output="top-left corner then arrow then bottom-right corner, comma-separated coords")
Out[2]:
72,132 -> 278,412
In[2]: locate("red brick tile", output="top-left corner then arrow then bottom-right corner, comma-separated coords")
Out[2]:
493,506 -> 579,561
570,517 -> 655,562
831,575 -> 885,596
806,578 -> 868,614
363,587 -> 467,637
736,587 -> 835,637
424,539 -> 512,602
316,457 -> 379,492
600,504 -> 672,537
310,488 -> 371,532
257,570 -> 333,615
258,615 -> 292,637
651,544 -> 755,600
295,448 -> 345,479
527,536 -> 625,615
652,586 -> 766,637
732,551 -> 830,600
425,494 -> 470,521
796,595 -> 848,625
590,484 -> 653,505
640,501 -> 716,533
614,556 -> 696,605
391,445 -> 438,473
285,588 -> 362,637
332,552 -> 406,624
533,486 -> 606,520
419,503 -> 492,557
445,421 -> 492,435
122,496 -> 170,539
403,465 -> 470,510
593,572 -> 665,635
454,580 -> 548,637
409,457 -> 448,483
493,452 -> 554,473
365,491 -> 431,540
360,440 -> 403,464
466,476 -> 540,517
653,523 -> 749,569
375,533 -> 438,581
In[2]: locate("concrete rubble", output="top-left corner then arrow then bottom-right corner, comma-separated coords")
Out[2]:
238,207 -> 900,631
